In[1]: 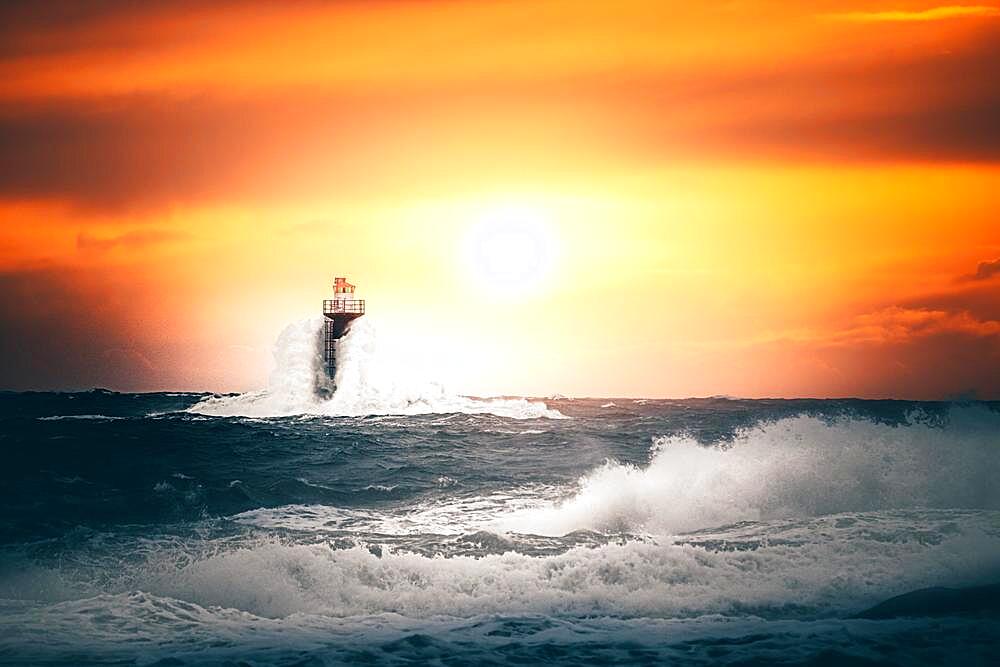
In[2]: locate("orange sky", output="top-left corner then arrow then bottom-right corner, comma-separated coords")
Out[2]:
1,0 -> 999,398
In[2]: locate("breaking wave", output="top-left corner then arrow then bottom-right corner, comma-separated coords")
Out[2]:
503,408 -> 1000,536
5,511 -> 998,621
146,516 -> 1000,620
190,318 -> 562,419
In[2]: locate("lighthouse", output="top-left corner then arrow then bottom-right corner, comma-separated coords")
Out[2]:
322,277 -> 365,379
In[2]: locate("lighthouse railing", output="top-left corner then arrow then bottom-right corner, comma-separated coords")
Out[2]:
323,299 -> 365,315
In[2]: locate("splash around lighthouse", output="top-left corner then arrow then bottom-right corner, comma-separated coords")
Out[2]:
189,277 -> 563,419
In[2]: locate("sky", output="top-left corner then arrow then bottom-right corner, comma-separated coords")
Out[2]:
1,0 -> 999,399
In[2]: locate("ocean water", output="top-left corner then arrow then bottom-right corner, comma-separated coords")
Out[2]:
1,320 -> 999,665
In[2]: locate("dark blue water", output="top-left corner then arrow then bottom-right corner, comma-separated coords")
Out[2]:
1,390 -> 999,665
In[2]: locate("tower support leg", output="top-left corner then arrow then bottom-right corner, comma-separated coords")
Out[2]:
322,314 -> 361,384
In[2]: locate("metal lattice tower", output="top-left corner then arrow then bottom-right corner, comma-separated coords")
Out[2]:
322,277 -> 365,381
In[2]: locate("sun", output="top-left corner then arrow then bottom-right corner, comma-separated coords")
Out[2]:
460,204 -> 559,299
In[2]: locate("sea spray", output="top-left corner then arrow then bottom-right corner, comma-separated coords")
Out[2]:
191,317 -> 563,419
502,408 -> 1000,535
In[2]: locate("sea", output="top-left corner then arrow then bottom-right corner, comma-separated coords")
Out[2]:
1,318 -> 998,665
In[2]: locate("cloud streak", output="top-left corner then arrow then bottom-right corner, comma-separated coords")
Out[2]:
749,306 -> 1000,349
709,300 -> 1000,398
76,229 -> 187,252
1,29 -> 998,212
0,2 -> 997,212
828,5 -> 1000,22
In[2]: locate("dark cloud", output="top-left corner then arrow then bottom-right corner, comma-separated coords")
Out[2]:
0,1 -> 409,59
820,329 -> 1000,399
749,99 -> 1000,163
905,279 -> 1000,321
0,90 -> 590,211
746,303 -> 1000,398
0,1 -> 241,58
0,17 -> 996,210
0,95 -> 273,210
729,93 -> 1000,163
964,258 -> 1000,282
0,265 -> 269,392
0,267 -> 142,389
0,266 -> 211,390
847,292 -> 1000,398
618,26 -> 1000,163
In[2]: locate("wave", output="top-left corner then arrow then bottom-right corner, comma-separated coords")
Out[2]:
4,510 -> 997,621
36,414 -> 126,421
5,591 -> 999,666
190,318 -> 563,419
502,408 -> 1000,536
852,582 -> 1000,619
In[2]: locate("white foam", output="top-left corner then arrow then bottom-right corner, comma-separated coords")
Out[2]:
71,510 -> 1000,620
503,409 -> 1000,536
232,487 -> 558,536
190,318 -> 563,419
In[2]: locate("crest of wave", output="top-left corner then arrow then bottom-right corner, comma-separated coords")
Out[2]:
191,317 -> 562,419
502,407 -> 1000,536
28,511 -> 999,620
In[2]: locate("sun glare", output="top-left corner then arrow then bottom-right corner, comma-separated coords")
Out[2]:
460,204 -> 559,299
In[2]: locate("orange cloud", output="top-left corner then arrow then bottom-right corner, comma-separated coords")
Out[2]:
828,5 -> 1000,22
77,229 -> 187,252
839,307 -> 1000,344
960,258 -> 1000,281
722,304 -> 1000,349
695,302 -> 1000,398
2,27 -> 998,213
